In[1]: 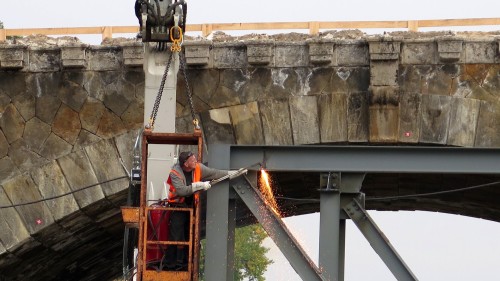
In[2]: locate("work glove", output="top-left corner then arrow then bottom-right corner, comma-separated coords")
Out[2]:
228,169 -> 248,179
191,181 -> 211,192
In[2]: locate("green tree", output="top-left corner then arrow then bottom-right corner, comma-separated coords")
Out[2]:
0,21 -> 4,29
199,224 -> 273,281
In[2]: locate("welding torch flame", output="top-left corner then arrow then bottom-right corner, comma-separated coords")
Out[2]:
259,168 -> 281,217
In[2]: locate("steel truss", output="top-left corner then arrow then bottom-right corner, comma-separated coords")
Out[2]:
204,145 -> 500,281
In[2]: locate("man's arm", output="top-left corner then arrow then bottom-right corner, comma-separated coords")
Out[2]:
199,164 -> 228,181
169,172 -> 193,197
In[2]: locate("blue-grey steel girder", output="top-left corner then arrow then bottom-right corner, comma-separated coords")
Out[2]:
229,145 -> 500,174
343,198 -> 419,281
231,175 -> 328,281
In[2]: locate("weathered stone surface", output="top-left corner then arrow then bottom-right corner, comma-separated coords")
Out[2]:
246,42 -> 273,65
0,72 -> 26,99
228,102 -> 264,145
58,80 -> 88,112
2,174 -> 55,234
259,98 -> 292,145
369,86 -> 400,142
85,139 -> 127,198
184,42 -> 211,66
26,72 -> 62,97
103,78 -> 135,116
331,67 -> 370,94
73,129 -> 102,152
447,98 -> 480,147
475,100 -> 500,147
0,186 -> 30,249
0,157 -> 20,185
23,117 -> 51,153
336,41 -> 369,66
269,68 -> 303,98
60,46 -> 87,68
347,92 -> 369,142
398,92 -> 421,143
79,97 -> 106,133
29,48 -> 60,72
114,130 -> 140,173
275,43 -> 308,67
57,150 -> 104,208
52,104 -> 81,144
420,94 -> 451,144
8,139 -> 47,172
318,93 -> 348,143
213,43 -> 247,68
12,93 -> 35,121
200,108 -> 235,144
0,104 -> 25,144
368,39 -> 401,61
88,47 -> 121,71
30,161 -> 79,221
289,95 -> 320,144
0,131 -> 8,158
0,93 -> 10,115
401,41 -> 437,64
307,41 -> 334,64
96,109 -> 126,139
0,45 -> 26,69
437,38 -> 464,62
308,67 -> 334,95
465,41 -> 497,63
122,45 -> 143,66
35,94 -> 61,124
370,61 -> 398,86
39,133 -> 72,160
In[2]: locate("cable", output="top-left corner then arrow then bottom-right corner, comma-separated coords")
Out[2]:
0,176 -> 128,209
366,180 -> 500,201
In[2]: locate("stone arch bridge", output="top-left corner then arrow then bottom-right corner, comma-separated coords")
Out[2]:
1,32 -> 500,280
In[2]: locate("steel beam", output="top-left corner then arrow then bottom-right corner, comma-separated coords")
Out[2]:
343,198 -> 419,281
229,146 -> 500,174
231,176 -> 327,281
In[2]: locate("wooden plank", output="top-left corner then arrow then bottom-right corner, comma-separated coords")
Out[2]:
0,29 -> 6,41
408,20 -> 419,32
418,18 -> 500,27
309,22 -> 320,35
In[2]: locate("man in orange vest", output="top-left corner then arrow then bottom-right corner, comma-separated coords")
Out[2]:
165,151 -> 245,270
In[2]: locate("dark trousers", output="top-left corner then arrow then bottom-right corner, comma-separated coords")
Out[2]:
165,210 -> 189,268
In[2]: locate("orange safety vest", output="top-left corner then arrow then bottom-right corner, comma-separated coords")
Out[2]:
167,163 -> 201,204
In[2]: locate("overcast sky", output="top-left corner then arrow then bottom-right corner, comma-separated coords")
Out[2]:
2,1 -> 500,280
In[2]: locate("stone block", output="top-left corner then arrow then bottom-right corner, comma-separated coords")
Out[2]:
307,40 -> 334,65
318,93 -> 348,143
289,95 -> 320,144
57,79 -> 88,112
88,46 -> 121,71
370,60 -> 399,86
259,98 -> 293,145
200,108 -> 235,144
183,41 -> 211,66
0,104 -> 25,144
2,174 -> 55,234
0,186 -> 30,249
398,92 -> 421,143
437,37 -> 464,63
212,42 -> 247,68
60,46 -> 87,68
347,92 -> 369,142
0,157 -> 20,185
275,42 -> 308,67
336,41 -> 369,66
23,117 -> 52,153
57,150 -> 104,208
367,37 -> 401,61
84,139 -> 128,197
8,139 -> 48,172
246,41 -> 274,65
53,104 -> 81,145
401,41 -> 437,65
39,133 -> 72,160
0,131 -> 7,158
12,92 -> 35,121
79,97 -> 106,133
465,40 -> 497,63
419,94 -> 451,144
228,102 -> 264,145
122,44 -> 143,67
35,93 -> 61,124
368,86 -> 400,142
96,109 -> 127,139
475,100 -> 500,147
73,129 -> 102,152
447,97 -> 480,147
29,47 -> 61,72
30,161 -> 79,221
0,45 -> 26,69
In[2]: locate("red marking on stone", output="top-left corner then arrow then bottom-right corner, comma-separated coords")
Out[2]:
404,132 -> 412,137
35,219 -> 43,225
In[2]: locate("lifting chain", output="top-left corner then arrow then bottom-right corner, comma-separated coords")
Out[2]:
146,26 -> 199,131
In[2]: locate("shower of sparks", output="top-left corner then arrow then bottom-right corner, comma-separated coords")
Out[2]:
259,169 -> 281,217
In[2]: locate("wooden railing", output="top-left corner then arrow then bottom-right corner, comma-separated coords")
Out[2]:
1,18 -> 500,42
